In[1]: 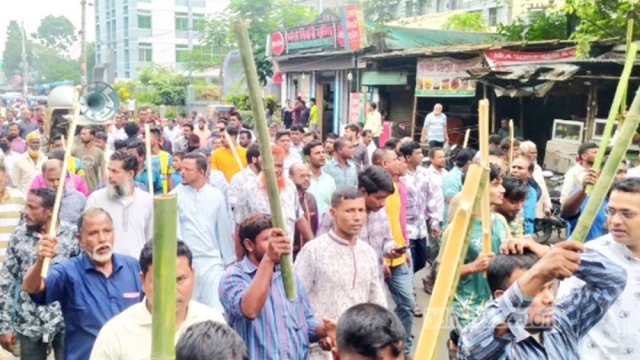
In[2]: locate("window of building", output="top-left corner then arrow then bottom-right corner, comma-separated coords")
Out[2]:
488,7 -> 498,26
193,14 -> 205,31
138,10 -> 152,29
139,43 -> 152,62
175,12 -> 189,31
192,45 -> 214,62
176,44 -> 190,63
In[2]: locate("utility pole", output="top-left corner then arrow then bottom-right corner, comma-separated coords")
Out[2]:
81,0 -> 88,85
20,22 -> 28,97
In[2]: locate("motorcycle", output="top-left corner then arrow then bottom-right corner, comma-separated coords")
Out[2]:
532,172 -> 566,244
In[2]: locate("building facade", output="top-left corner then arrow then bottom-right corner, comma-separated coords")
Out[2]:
94,0 -> 227,79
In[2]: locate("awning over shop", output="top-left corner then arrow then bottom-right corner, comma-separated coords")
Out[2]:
362,70 -> 408,86
467,64 -> 580,97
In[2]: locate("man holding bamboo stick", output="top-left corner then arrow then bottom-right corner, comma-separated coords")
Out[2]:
22,208 -> 143,360
211,126 -> 247,182
220,213 -> 336,360
560,142 -> 598,205
458,241 -> 626,359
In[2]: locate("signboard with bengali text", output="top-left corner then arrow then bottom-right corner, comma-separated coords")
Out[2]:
483,47 -> 577,68
415,57 -> 482,97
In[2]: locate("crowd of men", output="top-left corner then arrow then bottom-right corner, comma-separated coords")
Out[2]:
0,101 -> 638,360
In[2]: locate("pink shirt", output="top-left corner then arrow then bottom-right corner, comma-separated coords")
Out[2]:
28,174 -> 89,198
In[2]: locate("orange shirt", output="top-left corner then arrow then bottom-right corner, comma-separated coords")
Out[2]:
210,146 -> 247,182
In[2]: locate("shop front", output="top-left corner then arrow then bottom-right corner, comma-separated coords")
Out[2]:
269,8 -> 367,138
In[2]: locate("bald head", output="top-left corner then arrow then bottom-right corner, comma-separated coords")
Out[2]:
290,163 -> 310,191
42,159 -> 63,190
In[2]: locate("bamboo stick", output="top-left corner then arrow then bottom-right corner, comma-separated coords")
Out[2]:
414,164 -> 489,359
462,128 -> 470,148
508,119 -> 514,167
478,100 -> 491,253
151,195 -> 177,360
233,19 -> 296,299
144,124 -> 154,196
621,19 -> 634,121
571,85 -> 640,243
41,88 -> 80,277
586,42 -> 638,195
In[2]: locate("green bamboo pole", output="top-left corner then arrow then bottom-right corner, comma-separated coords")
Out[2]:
233,19 -> 296,299
571,86 -> 640,243
586,41 -> 638,195
151,195 -> 177,359
621,19 -> 634,119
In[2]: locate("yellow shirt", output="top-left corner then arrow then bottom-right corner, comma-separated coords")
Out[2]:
384,183 -> 406,266
210,146 -> 247,182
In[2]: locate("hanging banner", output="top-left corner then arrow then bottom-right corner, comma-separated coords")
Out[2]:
339,4 -> 367,51
349,92 -> 364,123
484,47 -> 577,68
415,57 -> 482,97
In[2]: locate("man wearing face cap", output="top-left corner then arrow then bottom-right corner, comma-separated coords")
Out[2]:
11,132 -> 46,193
0,187 -> 79,359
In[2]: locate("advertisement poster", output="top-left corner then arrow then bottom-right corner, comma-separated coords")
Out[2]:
349,93 -> 364,123
339,4 -> 367,51
415,57 -> 482,97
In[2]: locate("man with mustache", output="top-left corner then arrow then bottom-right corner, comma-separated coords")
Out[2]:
0,188 -> 79,359
11,132 -> 46,193
23,208 -> 143,360
86,150 -> 153,259
91,241 -> 226,359
234,144 -> 313,260
172,152 -> 234,312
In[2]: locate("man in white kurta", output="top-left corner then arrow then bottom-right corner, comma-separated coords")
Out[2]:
294,188 -> 386,360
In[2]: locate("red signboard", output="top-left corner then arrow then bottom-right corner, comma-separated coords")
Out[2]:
340,4 -> 366,51
484,47 -> 577,68
271,32 -> 285,56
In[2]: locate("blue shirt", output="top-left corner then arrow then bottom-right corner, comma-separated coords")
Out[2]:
563,190 -> 607,242
442,166 -> 463,226
30,254 -> 142,360
135,165 -> 163,194
322,158 -> 357,188
219,257 -> 320,360
523,182 -> 539,234
458,249 -> 627,360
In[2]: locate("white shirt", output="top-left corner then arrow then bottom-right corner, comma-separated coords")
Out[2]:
10,152 -> 46,193
558,235 -> 640,359
86,187 -> 153,259
284,151 -> 302,176
228,167 -> 258,210
107,127 -> 127,150
90,300 -> 226,360
627,165 -> 640,178
163,125 -> 182,144
560,163 -> 586,205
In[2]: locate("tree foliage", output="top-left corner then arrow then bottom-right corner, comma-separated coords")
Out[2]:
34,15 -> 77,53
442,12 -> 489,32
565,0 -> 640,54
498,12 -> 568,41
133,65 -> 188,106
221,0 -> 317,85
31,44 -> 79,83
2,21 -> 31,78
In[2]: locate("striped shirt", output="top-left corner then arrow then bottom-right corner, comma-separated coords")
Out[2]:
458,249 -> 627,360
219,257 -> 320,360
0,187 -> 25,263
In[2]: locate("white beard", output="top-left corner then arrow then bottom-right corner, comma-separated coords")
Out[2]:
106,180 -> 132,200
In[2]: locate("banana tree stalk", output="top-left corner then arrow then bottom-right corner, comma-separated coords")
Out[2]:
233,19 -> 296,299
571,85 -> 640,243
586,41 -> 637,195
151,195 -> 177,360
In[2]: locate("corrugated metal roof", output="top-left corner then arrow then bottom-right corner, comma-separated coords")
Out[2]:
361,38 -> 619,60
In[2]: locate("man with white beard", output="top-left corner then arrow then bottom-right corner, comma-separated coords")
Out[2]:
22,208 -> 143,360
86,150 -> 153,259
